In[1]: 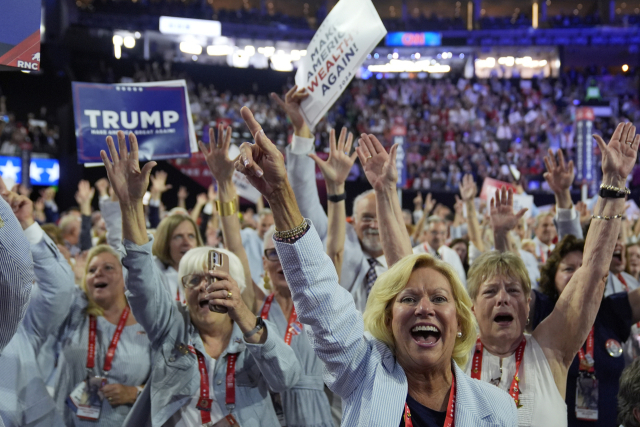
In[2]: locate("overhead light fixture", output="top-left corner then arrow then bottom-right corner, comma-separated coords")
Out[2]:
244,45 -> 255,56
180,42 -> 202,55
367,60 -> 450,73
257,46 -> 275,57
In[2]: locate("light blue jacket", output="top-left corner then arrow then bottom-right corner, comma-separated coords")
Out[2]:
121,237 -> 302,427
274,224 -> 519,426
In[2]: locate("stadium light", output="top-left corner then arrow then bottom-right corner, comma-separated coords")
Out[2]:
123,36 -> 136,49
207,45 -> 233,56
180,42 -> 202,55
623,64 -> 629,72
244,45 -> 256,56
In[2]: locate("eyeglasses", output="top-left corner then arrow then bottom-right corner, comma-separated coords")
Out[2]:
358,217 -> 378,225
264,248 -> 280,262
181,273 -> 208,288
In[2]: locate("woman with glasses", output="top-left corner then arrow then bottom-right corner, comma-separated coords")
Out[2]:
199,124 -> 333,427
101,130 -> 301,427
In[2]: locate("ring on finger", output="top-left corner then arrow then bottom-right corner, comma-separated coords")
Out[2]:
226,291 -> 233,299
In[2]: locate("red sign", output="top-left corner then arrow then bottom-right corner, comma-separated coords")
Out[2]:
479,177 -> 516,201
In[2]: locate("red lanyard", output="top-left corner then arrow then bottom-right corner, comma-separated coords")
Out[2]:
191,345 -> 238,425
87,306 -> 130,373
577,327 -> 595,373
403,371 -> 456,427
471,337 -> 526,408
260,294 -> 298,346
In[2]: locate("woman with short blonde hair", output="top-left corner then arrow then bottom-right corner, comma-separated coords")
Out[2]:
364,253 -> 477,366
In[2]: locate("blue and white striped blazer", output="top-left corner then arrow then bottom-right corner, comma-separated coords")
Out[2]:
0,197 -> 34,355
274,224 -> 518,427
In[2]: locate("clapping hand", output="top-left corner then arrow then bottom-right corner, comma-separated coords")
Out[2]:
355,134 -> 399,192
490,186 -> 527,234
309,127 -> 357,192
100,131 -> 156,206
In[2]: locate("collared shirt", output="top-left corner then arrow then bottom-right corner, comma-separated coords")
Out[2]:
533,237 -> 553,264
240,227 -> 265,286
413,242 -> 467,285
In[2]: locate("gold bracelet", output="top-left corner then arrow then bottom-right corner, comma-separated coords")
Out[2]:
591,214 -> 624,220
215,199 -> 238,217
600,183 -> 631,195
274,218 -> 309,240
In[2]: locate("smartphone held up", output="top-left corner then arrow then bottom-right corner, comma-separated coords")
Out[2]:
208,250 -> 230,313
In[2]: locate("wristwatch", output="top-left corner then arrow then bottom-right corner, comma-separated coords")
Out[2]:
243,316 -> 265,339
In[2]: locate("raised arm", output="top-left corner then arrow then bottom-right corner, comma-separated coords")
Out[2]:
543,149 -> 583,239
76,180 -> 95,251
460,174 -> 484,252
489,187 -> 527,253
272,87 -> 329,238
534,123 -> 638,372
101,131 -> 178,345
356,134 -> 412,266
199,124 -> 261,312
234,106 -> 373,398
308,128 -> 358,279
1,190 -> 75,350
0,183 -> 34,352
412,193 -> 435,243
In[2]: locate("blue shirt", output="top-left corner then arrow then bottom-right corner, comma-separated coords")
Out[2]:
533,291 -> 632,427
400,395 -> 446,427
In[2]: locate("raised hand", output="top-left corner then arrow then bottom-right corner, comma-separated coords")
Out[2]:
95,178 -> 110,198
459,174 -> 477,202
270,85 -> 309,133
75,180 -> 95,215
149,170 -> 172,196
543,149 -> 574,194
208,184 -> 217,202
595,122 -> 640,185
235,107 -> 288,199
355,134 -> 399,192
198,124 -> 235,183
309,127 -> 357,192
490,186 -> 527,234
0,175 -> 34,229
177,186 -> 189,200
423,193 -> 435,214
196,193 -> 208,206
413,192 -> 423,210
100,131 -> 156,206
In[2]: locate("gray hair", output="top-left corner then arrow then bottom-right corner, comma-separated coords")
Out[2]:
352,189 -> 375,221
423,215 -> 444,232
618,358 -> 640,427
534,211 -> 554,229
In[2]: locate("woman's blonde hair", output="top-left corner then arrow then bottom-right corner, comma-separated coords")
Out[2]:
467,251 -> 531,301
152,215 -> 204,267
178,246 -> 246,293
81,245 -> 123,317
363,254 -> 477,367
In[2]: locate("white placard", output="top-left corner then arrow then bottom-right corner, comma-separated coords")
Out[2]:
513,193 -> 534,220
295,0 -> 386,129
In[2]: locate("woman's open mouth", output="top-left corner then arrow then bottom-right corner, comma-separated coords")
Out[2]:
93,282 -> 108,289
494,314 -> 514,326
410,325 -> 441,347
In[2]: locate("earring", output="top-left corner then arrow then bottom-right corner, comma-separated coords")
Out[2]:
263,274 -> 271,291
456,332 -> 462,338
526,317 -> 530,326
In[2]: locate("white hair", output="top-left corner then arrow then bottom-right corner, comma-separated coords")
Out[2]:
352,189 -> 375,220
178,246 -> 246,293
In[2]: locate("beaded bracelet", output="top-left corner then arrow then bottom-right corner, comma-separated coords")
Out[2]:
591,214 -> 624,220
599,183 -> 630,199
216,199 -> 238,217
274,218 -> 310,244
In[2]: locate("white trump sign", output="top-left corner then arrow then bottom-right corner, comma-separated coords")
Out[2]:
295,0 -> 386,129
